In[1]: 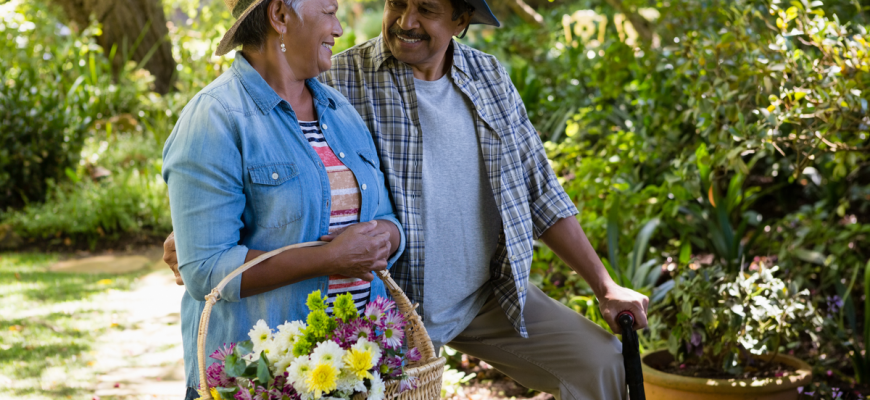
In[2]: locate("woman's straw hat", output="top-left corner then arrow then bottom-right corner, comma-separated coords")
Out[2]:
214,0 -> 270,56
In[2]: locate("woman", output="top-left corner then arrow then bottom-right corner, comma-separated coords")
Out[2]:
161,0 -> 405,397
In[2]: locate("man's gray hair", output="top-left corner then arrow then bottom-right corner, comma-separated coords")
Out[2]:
233,0 -> 306,50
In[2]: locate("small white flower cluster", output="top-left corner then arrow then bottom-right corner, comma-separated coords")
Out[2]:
248,320 -> 386,400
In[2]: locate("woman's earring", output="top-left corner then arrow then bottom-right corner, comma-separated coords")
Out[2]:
280,33 -> 286,53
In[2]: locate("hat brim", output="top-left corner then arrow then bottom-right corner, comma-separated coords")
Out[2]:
214,0 -> 269,57
467,0 -> 501,27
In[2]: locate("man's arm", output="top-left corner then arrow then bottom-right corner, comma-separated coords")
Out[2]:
497,61 -> 648,333
539,217 -> 649,334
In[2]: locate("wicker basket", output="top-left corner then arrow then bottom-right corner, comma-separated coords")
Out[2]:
196,241 -> 446,400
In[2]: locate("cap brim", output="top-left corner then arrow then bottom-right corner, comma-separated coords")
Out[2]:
214,0 -> 269,57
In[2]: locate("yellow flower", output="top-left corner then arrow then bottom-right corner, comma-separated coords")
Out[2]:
193,388 -> 222,400
306,362 -> 339,399
343,348 -> 375,380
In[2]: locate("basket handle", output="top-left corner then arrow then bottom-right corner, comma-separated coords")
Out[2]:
196,241 -> 437,398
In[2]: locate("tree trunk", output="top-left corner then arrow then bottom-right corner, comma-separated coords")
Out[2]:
55,0 -> 176,94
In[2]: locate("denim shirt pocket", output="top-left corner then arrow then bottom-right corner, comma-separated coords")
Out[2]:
357,151 -> 381,208
248,162 -> 303,228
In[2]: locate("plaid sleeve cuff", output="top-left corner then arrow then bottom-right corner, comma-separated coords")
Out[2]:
530,186 -> 579,239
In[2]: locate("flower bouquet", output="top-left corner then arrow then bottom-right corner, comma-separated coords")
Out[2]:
199,290 -> 425,400
196,243 -> 445,400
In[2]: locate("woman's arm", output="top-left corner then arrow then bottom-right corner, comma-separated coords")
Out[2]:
164,95 -> 393,301
240,221 -> 392,297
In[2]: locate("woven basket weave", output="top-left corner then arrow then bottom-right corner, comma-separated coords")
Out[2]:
196,241 -> 446,400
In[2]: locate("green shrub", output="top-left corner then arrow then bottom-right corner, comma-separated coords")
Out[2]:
0,2 -> 143,209
1,132 -> 171,248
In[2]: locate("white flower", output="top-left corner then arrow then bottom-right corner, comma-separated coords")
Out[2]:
311,340 -> 346,369
249,319 -> 273,353
368,371 -> 385,400
287,356 -> 313,393
273,353 -> 295,374
351,338 -> 382,365
276,321 -> 306,343
261,339 -> 281,361
336,369 -> 366,393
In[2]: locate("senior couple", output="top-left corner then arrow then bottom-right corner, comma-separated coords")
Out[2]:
163,0 -> 649,398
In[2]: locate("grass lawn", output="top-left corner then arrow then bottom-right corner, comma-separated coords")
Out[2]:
0,252 -> 150,398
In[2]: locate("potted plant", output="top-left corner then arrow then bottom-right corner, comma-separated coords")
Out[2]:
643,262 -> 818,399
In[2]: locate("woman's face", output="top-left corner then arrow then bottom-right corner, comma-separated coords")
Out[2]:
283,0 -> 343,77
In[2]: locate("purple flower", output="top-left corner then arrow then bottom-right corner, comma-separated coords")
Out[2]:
235,387 -> 253,400
380,309 -> 406,330
210,343 -> 236,361
352,319 -> 374,340
365,297 -> 395,324
206,362 -> 236,387
399,376 -> 418,392
406,347 -> 422,363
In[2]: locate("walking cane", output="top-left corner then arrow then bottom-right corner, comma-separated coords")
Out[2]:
617,311 -> 646,400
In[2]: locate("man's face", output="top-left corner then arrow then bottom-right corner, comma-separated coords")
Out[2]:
381,0 -> 470,73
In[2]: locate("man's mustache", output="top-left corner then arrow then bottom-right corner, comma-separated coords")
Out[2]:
388,25 -> 430,40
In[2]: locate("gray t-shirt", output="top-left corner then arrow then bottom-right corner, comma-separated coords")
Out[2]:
415,74 -> 503,350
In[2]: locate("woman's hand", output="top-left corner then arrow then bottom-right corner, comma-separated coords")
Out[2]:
323,221 -> 392,281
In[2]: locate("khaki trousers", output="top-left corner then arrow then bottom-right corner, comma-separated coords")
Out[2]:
446,285 -> 626,400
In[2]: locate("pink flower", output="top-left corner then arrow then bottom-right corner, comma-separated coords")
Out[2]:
380,309 -> 406,331
352,320 -> 373,340
406,347 -> 422,363
210,343 -> 236,362
206,361 -> 235,387
234,387 -> 253,400
379,323 -> 405,349
399,376 -> 418,392
365,297 -> 395,324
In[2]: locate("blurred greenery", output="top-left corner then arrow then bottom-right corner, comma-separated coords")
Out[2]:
0,252 -> 149,397
0,0 -> 869,395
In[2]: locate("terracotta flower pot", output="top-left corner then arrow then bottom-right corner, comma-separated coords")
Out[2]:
641,350 -> 813,400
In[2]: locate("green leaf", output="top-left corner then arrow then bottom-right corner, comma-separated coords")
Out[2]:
606,196 -> 623,285
630,218 -> 661,283
695,143 -> 711,190
216,387 -> 240,397
679,242 -> 692,265
257,351 -> 273,385
64,167 -> 81,184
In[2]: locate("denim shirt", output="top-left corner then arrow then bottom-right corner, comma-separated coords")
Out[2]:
162,54 -> 405,388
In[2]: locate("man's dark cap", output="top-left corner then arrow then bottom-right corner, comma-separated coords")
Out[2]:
466,0 -> 501,27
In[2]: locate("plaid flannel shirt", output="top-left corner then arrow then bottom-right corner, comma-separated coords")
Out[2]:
320,35 -> 578,337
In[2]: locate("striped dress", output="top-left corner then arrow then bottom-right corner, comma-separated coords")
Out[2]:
299,121 -> 371,314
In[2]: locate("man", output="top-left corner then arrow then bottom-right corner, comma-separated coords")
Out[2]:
165,0 -> 648,397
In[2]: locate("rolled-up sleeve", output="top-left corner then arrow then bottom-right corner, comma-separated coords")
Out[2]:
162,93 -> 248,302
502,66 -> 579,238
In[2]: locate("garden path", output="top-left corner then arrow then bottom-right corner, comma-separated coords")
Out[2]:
54,250 -> 188,399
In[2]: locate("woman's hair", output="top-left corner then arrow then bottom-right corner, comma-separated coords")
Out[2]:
234,0 -> 306,50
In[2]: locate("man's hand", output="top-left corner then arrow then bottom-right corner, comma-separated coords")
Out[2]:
598,282 -> 649,334
322,221 -> 392,282
163,231 -> 184,286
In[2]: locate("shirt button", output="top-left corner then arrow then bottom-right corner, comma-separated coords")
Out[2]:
322,123 -> 328,130
271,172 -> 279,180
339,152 -> 345,158
362,184 -> 367,190
518,285 -> 525,293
